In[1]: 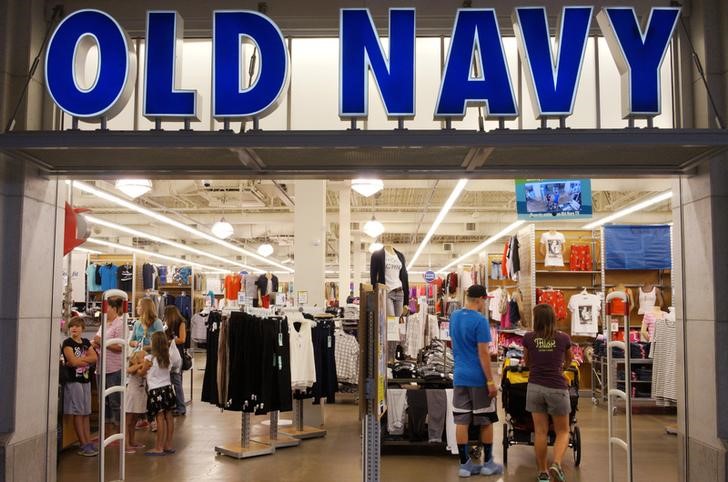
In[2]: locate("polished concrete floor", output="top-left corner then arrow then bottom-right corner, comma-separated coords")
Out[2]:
58,355 -> 679,482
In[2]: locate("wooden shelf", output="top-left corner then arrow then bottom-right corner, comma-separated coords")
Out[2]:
536,270 -> 601,274
160,285 -> 191,290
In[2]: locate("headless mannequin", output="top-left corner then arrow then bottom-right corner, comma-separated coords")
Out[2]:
610,283 -> 634,308
258,272 -> 274,306
383,245 -> 408,316
639,282 -> 664,341
640,282 -> 664,309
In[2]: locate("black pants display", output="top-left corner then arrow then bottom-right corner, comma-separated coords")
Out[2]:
201,311 -> 222,405
406,389 -> 429,442
312,322 -> 337,404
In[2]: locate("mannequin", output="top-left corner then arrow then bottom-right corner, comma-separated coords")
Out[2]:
370,244 -> 409,317
256,272 -> 279,308
638,282 -> 664,315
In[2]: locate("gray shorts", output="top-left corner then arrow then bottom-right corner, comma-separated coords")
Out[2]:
453,386 -> 498,426
64,382 -> 91,416
526,383 -> 570,416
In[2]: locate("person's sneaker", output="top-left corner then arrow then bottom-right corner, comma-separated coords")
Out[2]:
480,458 -> 504,476
457,458 -> 482,477
78,444 -> 98,457
537,472 -> 550,481
150,420 -> 158,432
135,420 -> 149,429
549,463 -> 566,482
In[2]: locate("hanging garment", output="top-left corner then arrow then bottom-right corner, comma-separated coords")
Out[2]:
142,263 -> 158,290
289,315 -> 317,390
488,288 -> 504,322
406,389 -> 429,442
190,312 -> 209,343
445,388 -> 458,455
509,235 -> 521,278
175,294 -> 192,321
650,319 -> 677,406
568,292 -> 601,336
201,311 -> 222,405
386,389 -> 407,436
224,274 -> 242,301
334,331 -> 359,385
87,262 -> 101,292
569,245 -> 592,272
98,263 -> 119,291
117,264 -> 133,292
538,290 -> 568,321
426,389 -> 447,443
312,321 -> 338,404
540,231 -> 566,267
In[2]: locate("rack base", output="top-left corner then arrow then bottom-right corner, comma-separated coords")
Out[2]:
280,426 -> 327,440
253,433 -> 301,448
214,441 -> 274,459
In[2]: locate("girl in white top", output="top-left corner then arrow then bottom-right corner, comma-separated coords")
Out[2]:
139,332 -> 181,456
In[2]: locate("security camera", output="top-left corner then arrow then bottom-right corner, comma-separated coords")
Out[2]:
202,180 -> 211,188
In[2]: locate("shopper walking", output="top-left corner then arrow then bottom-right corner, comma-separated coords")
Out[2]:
130,297 -> 164,351
450,285 -> 503,478
523,304 -> 573,482
62,317 -> 98,456
140,332 -> 181,456
91,296 -> 125,435
163,305 -> 187,415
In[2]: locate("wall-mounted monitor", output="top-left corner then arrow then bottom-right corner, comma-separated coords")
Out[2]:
515,179 -> 593,220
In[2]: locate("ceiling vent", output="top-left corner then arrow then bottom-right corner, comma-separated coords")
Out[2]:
351,222 -> 360,230
443,243 -> 453,252
466,222 -> 477,232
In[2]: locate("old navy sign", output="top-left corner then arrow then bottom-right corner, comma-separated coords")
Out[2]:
45,7 -> 680,123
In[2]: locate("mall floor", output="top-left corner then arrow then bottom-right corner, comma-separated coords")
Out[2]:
58,354 -> 679,482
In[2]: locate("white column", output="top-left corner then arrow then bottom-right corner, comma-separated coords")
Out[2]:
294,180 -> 327,306
338,187 -> 351,302
353,233 -> 366,288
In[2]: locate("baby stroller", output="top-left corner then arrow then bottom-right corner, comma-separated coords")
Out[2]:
500,360 -> 582,467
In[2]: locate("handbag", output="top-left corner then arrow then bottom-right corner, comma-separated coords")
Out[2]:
181,349 -> 193,371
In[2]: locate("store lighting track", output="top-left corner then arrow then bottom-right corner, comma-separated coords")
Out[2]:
86,238 -> 228,274
582,191 -> 673,230
85,215 -> 263,274
74,247 -> 103,255
437,220 -> 526,274
407,179 -> 468,271
71,181 -> 294,273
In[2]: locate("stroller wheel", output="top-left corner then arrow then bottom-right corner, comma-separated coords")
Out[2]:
502,423 -> 509,466
573,426 -> 582,467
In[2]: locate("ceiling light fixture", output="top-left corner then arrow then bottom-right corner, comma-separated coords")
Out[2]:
73,247 -> 103,255
351,178 -> 384,197
257,243 -> 274,257
211,218 -> 234,239
582,191 -> 673,230
368,241 -> 384,253
86,238 -> 227,274
437,220 -> 526,274
363,215 -> 385,238
85,215 -> 263,273
71,181 -> 294,273
407,179 -> 468,270
281,257 -> 294,264
114,179 -> 152,199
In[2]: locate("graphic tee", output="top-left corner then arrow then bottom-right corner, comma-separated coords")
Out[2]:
540,231 -> 566,267
384,250 -> 403,291
450,308 -> 492,387
523,331 -> 571,389
568,293 -> 601,336
118,264 -> 133,292
63,337 -> 93,383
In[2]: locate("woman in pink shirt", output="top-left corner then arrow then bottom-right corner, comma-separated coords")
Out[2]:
92,296 -> 126,434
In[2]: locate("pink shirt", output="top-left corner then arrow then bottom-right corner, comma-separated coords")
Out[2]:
96,316 -> 125,373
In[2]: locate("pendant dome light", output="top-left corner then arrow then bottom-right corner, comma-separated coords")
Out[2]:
115,179 -> 152,199
352,178 -> 384,197
363,214 -> 385,238
211,218 -> 234,239
368,241 -> 384,253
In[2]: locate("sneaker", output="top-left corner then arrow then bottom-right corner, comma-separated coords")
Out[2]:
480,458 -> 504,476
135,420 -> 149,429
458,458 -> 483,477
549,464 -> 566,482
537,473 -> 550,481
150,421 -> 158,432
78,445 -> 98,457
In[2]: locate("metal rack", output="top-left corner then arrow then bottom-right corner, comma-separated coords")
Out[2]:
280,399 -> 327,440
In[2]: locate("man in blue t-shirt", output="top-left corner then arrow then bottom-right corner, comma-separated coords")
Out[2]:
450,284 -> 503,478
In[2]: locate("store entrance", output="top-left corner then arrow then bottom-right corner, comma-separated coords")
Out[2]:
56,176 -> 681,482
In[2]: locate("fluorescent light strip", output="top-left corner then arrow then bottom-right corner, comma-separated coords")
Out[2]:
437,220 -> 526,274
72,181 -> 294,273
407,179 -> 468,271
582,191 -> 673,230
86,238 -> 227,274
74,247 -> 103,255
85,215 -> 263,274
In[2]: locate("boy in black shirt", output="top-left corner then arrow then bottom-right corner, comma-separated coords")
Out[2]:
62,317 -> 98,456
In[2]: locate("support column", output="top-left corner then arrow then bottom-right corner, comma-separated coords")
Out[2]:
294,181 -> 327,306
353,233 -> 365,288
338,186 -> 351,303
673,154 -> 728,482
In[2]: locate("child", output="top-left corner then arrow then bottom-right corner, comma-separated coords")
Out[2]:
139,332 -> 180,456
125,350 -> 148,454
62,317 -> 98,457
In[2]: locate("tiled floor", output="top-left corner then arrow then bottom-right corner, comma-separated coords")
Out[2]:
58,357 -> 679,482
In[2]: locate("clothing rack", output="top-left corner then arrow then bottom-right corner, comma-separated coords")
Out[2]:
214,412 -> 275,459
281,399 -> 327,439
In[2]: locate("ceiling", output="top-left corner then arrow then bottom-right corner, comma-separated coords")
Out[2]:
71,177 -> 674,274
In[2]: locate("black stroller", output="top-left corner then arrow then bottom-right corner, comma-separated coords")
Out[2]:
500,362 -> 582,466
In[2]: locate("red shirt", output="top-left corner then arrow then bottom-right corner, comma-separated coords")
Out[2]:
225,274 -> 241,300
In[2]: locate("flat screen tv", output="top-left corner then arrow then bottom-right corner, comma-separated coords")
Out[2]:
515,179 -> 593,220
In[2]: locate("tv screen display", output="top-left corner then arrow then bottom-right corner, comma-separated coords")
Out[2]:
515,179 -> 593,220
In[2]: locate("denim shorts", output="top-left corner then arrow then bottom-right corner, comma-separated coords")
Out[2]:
526,383 -> 570,416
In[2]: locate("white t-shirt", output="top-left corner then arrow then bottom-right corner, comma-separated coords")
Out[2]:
541,232 -> 566,267
144,342 -> 180,389
568,293 -> 601,336
384,250 -> 403,291
488,288 -> 504,322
